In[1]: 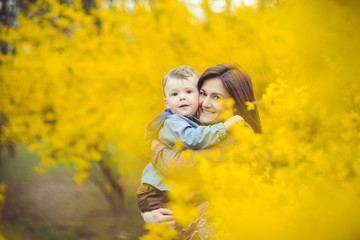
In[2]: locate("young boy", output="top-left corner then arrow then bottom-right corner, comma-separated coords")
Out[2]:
137,66 -> 240,213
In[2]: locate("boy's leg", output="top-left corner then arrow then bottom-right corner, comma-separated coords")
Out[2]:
136,183 -> 169,213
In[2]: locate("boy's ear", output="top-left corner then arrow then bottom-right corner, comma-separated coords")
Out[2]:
164,98 -> 170,108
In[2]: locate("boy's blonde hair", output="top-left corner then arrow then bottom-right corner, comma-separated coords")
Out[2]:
162,66 -> 200,96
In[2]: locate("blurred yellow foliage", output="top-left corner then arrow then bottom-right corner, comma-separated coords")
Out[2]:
0,0 -> 360,239
33,166 -> 47,174
140,222 -> 177,240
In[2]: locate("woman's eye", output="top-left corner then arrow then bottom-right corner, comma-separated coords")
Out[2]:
200,92 -> 206,97
214,96 -> 221,100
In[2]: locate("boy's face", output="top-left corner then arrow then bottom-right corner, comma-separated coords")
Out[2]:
164,77 -> 199,116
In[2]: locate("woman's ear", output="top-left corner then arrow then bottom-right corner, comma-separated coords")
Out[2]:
233,105 -> 239,115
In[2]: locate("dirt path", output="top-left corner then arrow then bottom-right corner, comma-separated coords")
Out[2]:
2,173 -> 145,240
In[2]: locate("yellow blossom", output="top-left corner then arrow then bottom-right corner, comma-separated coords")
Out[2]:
245,101 -> 255,111
0,0 -> 359,239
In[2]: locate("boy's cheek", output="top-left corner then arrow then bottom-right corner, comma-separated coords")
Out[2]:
192,96 -> 199,105
193,93 -> 200,101
164,98 -> 170,109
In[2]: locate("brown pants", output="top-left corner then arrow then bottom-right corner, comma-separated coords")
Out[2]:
137,184 -> 210,239
136,183 -> 169,212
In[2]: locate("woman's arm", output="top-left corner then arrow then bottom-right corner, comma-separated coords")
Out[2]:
150,134 -> 237,175
143,135 -> 236,225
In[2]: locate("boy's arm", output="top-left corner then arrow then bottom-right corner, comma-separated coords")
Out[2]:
160,114 -> 227,150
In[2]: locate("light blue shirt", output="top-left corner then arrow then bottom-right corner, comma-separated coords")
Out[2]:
141,114 -> 226,191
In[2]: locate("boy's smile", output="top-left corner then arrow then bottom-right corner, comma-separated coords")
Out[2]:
164,77 -> 199,116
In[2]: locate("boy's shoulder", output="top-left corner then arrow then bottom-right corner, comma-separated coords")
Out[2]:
144,109 -> 173,144
165,114 -> 203,126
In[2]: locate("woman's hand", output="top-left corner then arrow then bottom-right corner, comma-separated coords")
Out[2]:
151,139 -> 161,150
142,208 -> 176,228
224,115 -> 244,131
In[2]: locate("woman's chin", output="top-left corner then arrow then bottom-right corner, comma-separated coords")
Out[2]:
200,114 -> 217,125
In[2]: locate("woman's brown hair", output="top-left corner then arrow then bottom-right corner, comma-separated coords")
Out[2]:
198,63 -> 262,133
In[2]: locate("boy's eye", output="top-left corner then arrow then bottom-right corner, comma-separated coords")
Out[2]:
171,92 -> 178,96
186,90 -> 193,94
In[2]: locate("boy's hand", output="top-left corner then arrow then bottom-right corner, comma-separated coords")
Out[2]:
224,115 -> 244,131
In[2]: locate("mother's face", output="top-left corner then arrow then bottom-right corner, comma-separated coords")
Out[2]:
198,77 -> 232,125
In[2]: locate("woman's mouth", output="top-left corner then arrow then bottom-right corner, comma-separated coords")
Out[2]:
201,109 -> 215,114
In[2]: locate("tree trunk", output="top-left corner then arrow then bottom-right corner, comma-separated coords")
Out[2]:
89,160 -> 125,214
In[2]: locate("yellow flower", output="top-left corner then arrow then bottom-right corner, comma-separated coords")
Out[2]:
174,137 -> 184,152
245,101 -> 255,111
33,166 -> 47,174
73,172 -> 89,185
140,223 -> 177,240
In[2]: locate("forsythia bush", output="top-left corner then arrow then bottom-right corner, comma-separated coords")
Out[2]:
0,0 -> 359,239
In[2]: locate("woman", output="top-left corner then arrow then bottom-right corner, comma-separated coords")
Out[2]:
142,63 -> 262,229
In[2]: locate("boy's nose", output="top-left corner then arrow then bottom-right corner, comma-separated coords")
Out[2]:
179,93 -> 186,100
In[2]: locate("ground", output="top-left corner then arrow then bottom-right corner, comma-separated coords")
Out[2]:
0,145 -> 146,240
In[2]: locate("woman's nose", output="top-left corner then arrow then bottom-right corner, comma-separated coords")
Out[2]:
202,96 -> 211,108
